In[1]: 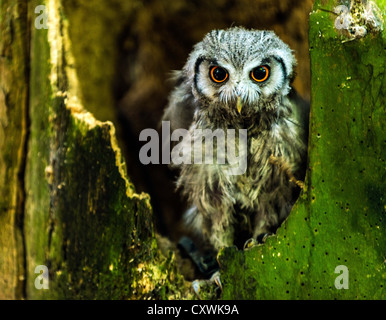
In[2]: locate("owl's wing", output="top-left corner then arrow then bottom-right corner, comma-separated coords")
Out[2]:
288,88 -> 310,135
288,88 -> 310,176
162,71 -> 196,132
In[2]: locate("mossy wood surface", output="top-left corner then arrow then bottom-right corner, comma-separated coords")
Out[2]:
219,0 -> 385,299
0,0 -> 190,300
0,0 -> 29,299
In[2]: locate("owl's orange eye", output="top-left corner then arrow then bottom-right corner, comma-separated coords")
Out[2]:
251,65 -> 270,82
209,66 -> 228,83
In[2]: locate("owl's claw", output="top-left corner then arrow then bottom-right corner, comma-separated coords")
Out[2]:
192,280 -> 202,295
256,232 -> 271,243
244,233 -> 272,250
192,271 -> 222,299
211,270 -> 222,291
243,237 -> 259,249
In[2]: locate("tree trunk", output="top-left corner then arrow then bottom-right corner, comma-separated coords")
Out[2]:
0,0 -> 29,299
1,0 -> 191,300
219,0 -> 385,299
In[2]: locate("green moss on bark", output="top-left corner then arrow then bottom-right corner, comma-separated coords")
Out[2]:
219,0 -> 385,300
0,0 -> 29,299
25,0 -> 191,300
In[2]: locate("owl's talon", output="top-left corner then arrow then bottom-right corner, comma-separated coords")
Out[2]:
256,232 -> 272,244
192,271 -> 222,299
244,233 -> 272,250
192,280 -> 201,296
243,237 -> 259,249
210,270 -> 222,291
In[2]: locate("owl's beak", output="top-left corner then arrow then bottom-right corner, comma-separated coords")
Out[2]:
236,96 -> 243,114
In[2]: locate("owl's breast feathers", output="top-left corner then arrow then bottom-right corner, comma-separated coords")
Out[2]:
230,93 -> 307,202
176,91 -> 308,209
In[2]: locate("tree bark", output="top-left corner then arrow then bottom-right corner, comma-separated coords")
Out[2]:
0,0 -> 29,299
219,0 -> 385,299
1,0 -> 191,300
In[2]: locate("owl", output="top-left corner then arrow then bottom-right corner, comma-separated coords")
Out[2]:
162,27 -> 309,262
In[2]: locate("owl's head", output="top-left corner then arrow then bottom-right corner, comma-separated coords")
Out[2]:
184,27 -> 296,118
